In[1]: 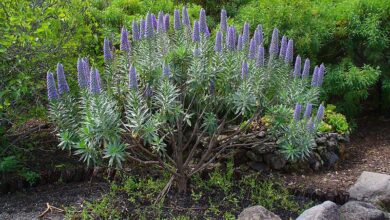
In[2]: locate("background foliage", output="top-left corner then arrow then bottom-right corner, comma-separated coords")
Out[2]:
1,0 -> 389,127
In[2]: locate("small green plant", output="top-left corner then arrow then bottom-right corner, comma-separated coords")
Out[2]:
20,170 -> 40,186
208,160 -> 234,193
241,175 -> 302,213
318,105 -> 350,134
81,196 -> 121,220
0,156 -> 20,173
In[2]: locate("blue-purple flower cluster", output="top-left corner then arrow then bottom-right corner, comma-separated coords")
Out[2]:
293,103 -> 325,132
48,7 -> 328,127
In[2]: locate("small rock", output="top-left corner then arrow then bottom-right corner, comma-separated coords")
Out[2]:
296,201 -> 339,220
238,205 -> 281,220
248,162 -> 269,173
246,151 -> 262,162
348,171 -> 390,209
339,201 -> 387,220
316,136 -> 327,144
324,151 -> 339,167
258,131 -> 266,138
263,153 -> 286,170
327,139 -> 338,149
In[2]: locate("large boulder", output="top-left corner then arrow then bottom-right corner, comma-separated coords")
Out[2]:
238,205 -> 281,220
348,171 -> 390,209
339,201 -> 387,220
296,201 -> 339,220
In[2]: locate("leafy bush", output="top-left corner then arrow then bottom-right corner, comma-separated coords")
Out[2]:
322,59 -> 380,117
0,0 -> 99,123
47,8 -> 326,191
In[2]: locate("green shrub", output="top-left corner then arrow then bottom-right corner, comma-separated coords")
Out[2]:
322,59 -> 380,117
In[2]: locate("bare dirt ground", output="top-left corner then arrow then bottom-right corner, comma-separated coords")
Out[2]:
0,181 -> 108,220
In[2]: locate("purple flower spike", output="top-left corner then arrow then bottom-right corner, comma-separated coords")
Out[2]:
311,66 -> 319,87
132,20 -> 140,41
269,28 -> 279,57
317,63 -> 325,86
89,68 -> 102,94
47,72 -> 59,101
215,31 -> 223,53
256,45 -> 265,67
256,24 -> 263,33
199,9 -> 207,34
226,26 -> 236,51
140,19 -> 146,39
307,118 -> 315,132
293,103 -> 302,121
129,65 -> 138,90
210,79 -> 215,95
164,14 -> 170,32
174,9 -> 181,30
103,38 -> 112,63
303,103 -> 313,119
302,58 -> 310,78
157,11 -> 165,33
285,39 -> 293,63
182,7 -> 190,28
145,13 -> 154,38
237,35 -> 243,51
242,22 -> 250,45
220,9 -> 228,33
163,62 -> 170,78
57,63 -> 69,95
152,14 -> 157,30
77,58 -> 87,89
254,30 -> 263,47
192,20 -> 200,42
120,27 -> 130,52
204,25 -> 210,38
293,55 -> 302,77
316,104 -> 325,123
248,38 -> 256,59
96,69 -> 102,91
279,36 -> 287,59
241,61 -> 249,79
82,58 -> 90,84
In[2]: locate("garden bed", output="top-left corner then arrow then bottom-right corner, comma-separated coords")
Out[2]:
1,117 -> 389,219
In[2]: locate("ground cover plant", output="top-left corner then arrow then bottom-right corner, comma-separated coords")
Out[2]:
64,161 -> 314,219
47,8 -> 328,193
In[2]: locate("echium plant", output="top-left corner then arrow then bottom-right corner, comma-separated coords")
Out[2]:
47,8 -> 326,192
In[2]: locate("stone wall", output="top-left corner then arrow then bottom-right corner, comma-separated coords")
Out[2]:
240,132 -> 349,172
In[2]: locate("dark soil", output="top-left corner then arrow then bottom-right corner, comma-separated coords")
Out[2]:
0,181 -> 108,220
